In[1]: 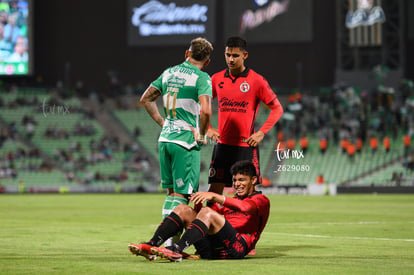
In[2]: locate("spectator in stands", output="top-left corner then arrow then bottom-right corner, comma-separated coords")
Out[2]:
403,134 -> 411,155
28,147 -> 40,158
44,125 -> 69,139
299,136 -> 308,154
6,35 -> 27,62
346,142 -> 356,161
316,174 -> 325,185
119,169 -> 128,182
356,137 -> 363,153
340,138 -> 349,154
319,137 -> 328,154
15,147 -> 26,158
339,127 -> 350,153
24,120 -> 35,139
382,136 -> 390,153
369,136 -> 378,154
286,138 -> 295,151
39,160 -> 53,172
0,10 -> 8,26
391,172 -> 403,187
72,121 -> 96,136
0,22 -> 12,60
3,12 -> 20,44
403,157 -> 414,171
277,130 -> 284,143
261,177 -> 272,187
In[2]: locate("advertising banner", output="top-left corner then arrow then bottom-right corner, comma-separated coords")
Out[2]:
223,0 -> 313,43
127,0 -> 216,46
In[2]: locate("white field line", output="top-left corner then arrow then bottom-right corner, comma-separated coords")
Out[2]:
266,232 -> 414,242
266,221 -> 414,242
269,221 -> 414,226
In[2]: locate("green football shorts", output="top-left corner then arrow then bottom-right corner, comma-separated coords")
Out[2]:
158,142 -> 200,195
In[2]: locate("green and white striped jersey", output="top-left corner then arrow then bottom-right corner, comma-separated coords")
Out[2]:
151,61 -> 212,149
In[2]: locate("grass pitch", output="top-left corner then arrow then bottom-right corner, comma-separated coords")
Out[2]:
0,193 -> 413,274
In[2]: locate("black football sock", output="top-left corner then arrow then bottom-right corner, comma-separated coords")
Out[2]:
175,219 -> 208,252
148,212 -> 184,247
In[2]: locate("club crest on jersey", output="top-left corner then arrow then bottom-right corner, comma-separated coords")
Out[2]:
240,81 -> 250,93
209,168 -> 216,178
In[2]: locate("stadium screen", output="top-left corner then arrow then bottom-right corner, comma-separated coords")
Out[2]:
127,0 -> 216,46
0,0 -> 32,75
223,0 -> 313,43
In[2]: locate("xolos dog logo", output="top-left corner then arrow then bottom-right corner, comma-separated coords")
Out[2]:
240,81 -> 250,93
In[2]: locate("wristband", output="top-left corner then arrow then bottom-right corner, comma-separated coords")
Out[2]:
197,134 -> 206,144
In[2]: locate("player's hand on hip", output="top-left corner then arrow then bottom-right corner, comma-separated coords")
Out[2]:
246,131 -> 265,147
191,127 -> 206,145
207,128 -> 220,143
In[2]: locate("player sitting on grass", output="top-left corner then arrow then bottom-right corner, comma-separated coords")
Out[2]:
128,160 -> 270,262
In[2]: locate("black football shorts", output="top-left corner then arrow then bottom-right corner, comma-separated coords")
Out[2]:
208,143 -> 261,187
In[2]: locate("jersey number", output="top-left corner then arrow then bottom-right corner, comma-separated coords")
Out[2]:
166,92 -> 177,119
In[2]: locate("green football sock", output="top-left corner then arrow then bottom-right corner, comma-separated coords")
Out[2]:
164,196 -> 188,247
162,195 -> 174,219
171,196 -> 188,209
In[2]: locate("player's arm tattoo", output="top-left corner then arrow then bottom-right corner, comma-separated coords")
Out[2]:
142,86 -> 161,102
140,86 -> 164,127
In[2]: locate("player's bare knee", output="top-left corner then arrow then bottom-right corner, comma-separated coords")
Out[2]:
197,206 -> 219,220
196,208 -> 225,234
173,203 -> 191,216
173,204 -> 196,223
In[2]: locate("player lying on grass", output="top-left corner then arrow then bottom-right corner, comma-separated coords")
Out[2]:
128,160 -> 270,262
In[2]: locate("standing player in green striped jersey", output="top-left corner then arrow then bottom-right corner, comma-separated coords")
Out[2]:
139,37 -> 213,245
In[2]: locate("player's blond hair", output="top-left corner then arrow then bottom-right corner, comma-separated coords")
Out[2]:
189,37 -> 213,62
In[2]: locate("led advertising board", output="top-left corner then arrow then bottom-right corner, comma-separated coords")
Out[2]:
127,0 -> 216,46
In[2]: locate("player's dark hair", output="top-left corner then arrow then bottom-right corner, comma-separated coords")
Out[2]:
225,36 -> 247,51
189,37 -> 214,61
230,160 -> 257,178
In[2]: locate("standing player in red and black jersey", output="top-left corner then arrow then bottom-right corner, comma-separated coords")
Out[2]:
128,160 -> 270,262
207,36 -> 283,195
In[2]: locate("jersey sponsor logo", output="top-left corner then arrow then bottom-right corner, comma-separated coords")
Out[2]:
219,97 -> 249,108
170,66 -> 195,75
167,75 -> 186,88
161,121 -> 182,134
240,81 -> 250,93
167,86 -> 179,93
130,1 -> 208,37
240,0 -> 289,34
163,67 -> 199,87
175,178 -> 184,187
218,97 -> 249,113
